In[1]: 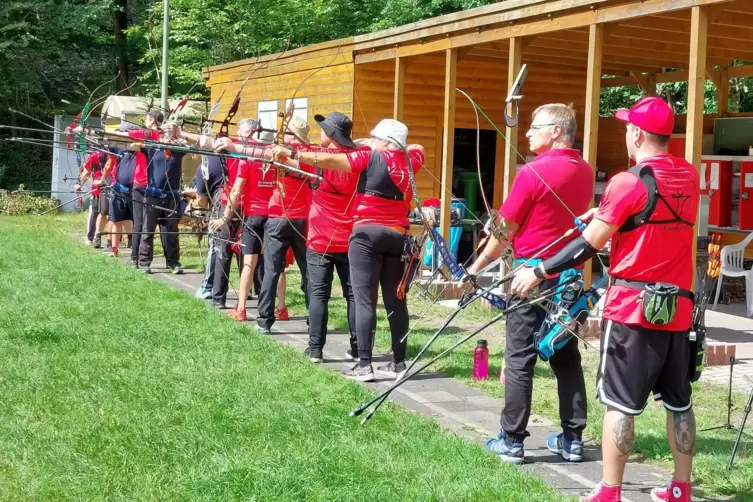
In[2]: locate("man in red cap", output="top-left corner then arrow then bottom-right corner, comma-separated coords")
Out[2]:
509,96 -> 700,502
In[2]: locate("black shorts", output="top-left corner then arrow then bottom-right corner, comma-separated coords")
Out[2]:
110,190 -> 133,222
242,215 -> 268,255
93,192 -> 109,216
597,320 -> 692,416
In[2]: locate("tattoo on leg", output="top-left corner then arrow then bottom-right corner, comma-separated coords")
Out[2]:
612,415 -> 635,456
673,410 -> 696,455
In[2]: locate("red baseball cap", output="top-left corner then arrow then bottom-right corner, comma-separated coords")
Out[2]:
614,96 -> 675,136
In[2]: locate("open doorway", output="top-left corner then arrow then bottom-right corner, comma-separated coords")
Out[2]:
451,128 -> 497,265
452,128 -> 497,222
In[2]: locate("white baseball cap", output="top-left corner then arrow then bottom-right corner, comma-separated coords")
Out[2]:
370,119 -> 408,147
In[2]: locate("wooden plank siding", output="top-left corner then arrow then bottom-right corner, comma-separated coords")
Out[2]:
203,44 -> 356,138
353,55 -> 588,203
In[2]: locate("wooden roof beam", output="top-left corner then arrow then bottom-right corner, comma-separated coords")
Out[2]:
706,64 -> 721,88
630,72 -> 656,95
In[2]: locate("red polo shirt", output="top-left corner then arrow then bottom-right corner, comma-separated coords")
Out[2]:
238,159 -> 275,216
596,154 -> 699,331
127,129 -> 160,187
501,148 -> 594,261
347,148 -> 424,228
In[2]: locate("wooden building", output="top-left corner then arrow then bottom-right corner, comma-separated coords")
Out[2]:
202,0 -> 753,267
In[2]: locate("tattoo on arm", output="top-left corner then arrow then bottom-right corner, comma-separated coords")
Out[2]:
673,410 -> 696,455
612,415 -> 635,456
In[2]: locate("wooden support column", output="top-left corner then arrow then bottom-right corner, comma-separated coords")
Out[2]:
686,5 -> 709,288
393,57 -> 406,121
493,133 -> 505,209
718,67 -> 729,116
440,48 -> 457,243
583,23 -> 603,288
503,38 -> 522,201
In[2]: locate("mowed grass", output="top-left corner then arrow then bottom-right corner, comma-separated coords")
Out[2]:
0,215 -> 565,501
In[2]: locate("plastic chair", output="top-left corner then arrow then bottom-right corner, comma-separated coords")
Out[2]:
713,232 -> 753,316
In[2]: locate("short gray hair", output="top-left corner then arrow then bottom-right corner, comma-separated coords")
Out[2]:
532,103 -> 577,144
238,118 -> 258,131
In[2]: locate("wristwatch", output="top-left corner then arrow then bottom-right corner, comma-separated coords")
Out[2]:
533,263 -> 549,280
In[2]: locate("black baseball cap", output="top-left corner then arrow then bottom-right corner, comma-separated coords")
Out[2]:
314,111 -> 355,148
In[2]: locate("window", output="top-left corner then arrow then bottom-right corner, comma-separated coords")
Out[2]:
284,97 -> 308,123
258,100 -> 278,130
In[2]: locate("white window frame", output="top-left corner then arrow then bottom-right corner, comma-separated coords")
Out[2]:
285,97 -> 308,123
258,100 -> 278,130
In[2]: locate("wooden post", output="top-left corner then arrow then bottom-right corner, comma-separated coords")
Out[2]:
394,57 -> 406,121
493,133 -> 505,209
583,23 -> 603,289
686,5 -> 709,288
504,38 -> 522,201
440,48 -> 457,243
718,67 -> 729,116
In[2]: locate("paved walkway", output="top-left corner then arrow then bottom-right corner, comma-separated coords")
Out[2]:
701,303 -> 753,395
113,252 -> 739,501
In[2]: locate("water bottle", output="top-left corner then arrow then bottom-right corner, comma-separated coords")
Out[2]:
473,339 -> 489,381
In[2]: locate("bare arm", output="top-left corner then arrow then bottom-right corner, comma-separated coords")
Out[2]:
465,218 -> 518,275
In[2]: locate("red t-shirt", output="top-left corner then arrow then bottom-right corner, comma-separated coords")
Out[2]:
238,159 -> 276,216
596,154 -> 699,331
347,148 -> 424,228
266,146 -> 314,220
83,152 -> 106,196
127,129 -> 160,187
501,148 -> 594,261
307,168 -> 359,253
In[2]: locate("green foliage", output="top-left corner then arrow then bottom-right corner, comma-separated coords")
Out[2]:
0,190 -> 60,215
0,140 -> 52,191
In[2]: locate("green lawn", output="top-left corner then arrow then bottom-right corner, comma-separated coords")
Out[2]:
0,214 -> 565,501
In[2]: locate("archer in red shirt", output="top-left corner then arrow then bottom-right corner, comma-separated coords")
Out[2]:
511,97 -> 699,502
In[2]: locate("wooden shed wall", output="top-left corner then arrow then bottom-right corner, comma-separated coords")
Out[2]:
353,56 -> 589,201
204,45 -> 356,138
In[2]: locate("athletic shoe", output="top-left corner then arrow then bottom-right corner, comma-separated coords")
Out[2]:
127,259 -> 138,268
255,325 -> 272,335
211,300 -> 226,309
84,237 -> 93,246
305,347 -> 323,363
342,363 -> 375,382
376,361 -> 407,381
195,288 -> 212,300
168,265 -> 185,275
346,348 -> 359,362
485,430 -> 525,464
547,433 -> 584,462
104,242 -> 112,253
139,266 -> 151,274
108,248 -> 119,258
275,307 -> 289,321
580,483 -> 622,502
650,478 -> 691,502
227,307 -> 247,322
93,235 -> 102,249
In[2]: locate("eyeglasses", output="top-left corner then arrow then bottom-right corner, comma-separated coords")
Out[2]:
528,123 -> 558,132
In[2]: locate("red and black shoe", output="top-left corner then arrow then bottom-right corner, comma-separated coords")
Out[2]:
274,307 -> 289,321
227,307 -> 247,322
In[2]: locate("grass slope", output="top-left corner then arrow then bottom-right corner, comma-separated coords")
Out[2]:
0,215 -> 564,501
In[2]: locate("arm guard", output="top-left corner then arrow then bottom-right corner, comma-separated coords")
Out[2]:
540,235 -> 599,276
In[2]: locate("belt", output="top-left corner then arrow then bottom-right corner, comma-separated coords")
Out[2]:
612,277 -> 695,302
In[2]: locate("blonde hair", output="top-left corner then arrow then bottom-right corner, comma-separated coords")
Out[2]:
532,103 -> 577,144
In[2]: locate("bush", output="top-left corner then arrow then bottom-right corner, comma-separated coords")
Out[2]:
0,189 -> 61,215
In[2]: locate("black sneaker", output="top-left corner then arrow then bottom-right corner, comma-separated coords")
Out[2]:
346,349 -> 359,362
342,363 -> 375,382
377,361 -> 407,381
93,235 -> 102,249
139,266 -> 151,274
169,265 -> 185,275
211,300 -> 226,309
305,347 -> 323,363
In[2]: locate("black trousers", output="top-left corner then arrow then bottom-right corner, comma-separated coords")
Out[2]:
348,224 -> 409,364
131,188 -> 146,263
212,217 -> 241,303
138,195 -> 181,268
256,217 -> 309,329
306,249 -> 357,351
500,279 -> 587,442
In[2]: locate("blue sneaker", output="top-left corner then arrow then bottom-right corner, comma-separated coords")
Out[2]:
547,433 -> 583,462
486,431 -> 524,464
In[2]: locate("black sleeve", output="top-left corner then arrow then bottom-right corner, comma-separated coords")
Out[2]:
196,165 -> 208,196
540,235 -> 600,276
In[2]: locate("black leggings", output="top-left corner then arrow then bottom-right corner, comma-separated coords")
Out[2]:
348,224 -> 409,365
